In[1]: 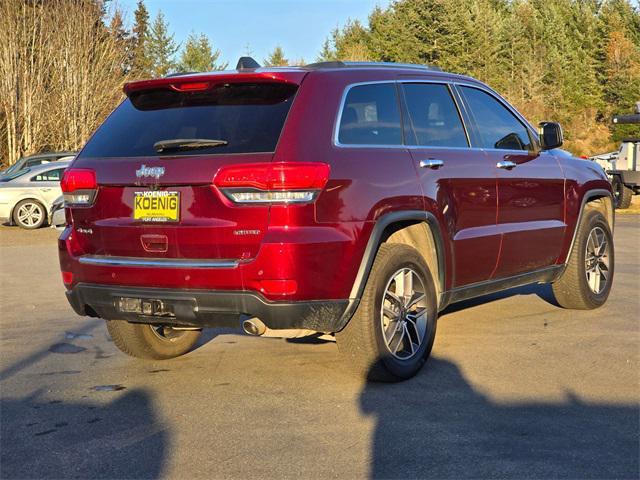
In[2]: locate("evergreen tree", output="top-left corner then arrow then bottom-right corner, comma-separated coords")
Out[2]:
321,0 -> 640,155
264,46 -> 289,66
331,20 -> 371,61
316,39 -> 337,62
178,32 -> 227,72
109,9 -> 132,74
131,0 -> 152,78
147,10 -> 179,77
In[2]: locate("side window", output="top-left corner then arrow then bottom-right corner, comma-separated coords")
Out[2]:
338,83 -> 402,146
460,86 -> 533,151
31,168 -> 64,182
402,83 -> 468,148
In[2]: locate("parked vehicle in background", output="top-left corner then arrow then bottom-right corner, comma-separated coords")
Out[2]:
0,151 -> 76,179
58,59 -> 614,382
50,195 -> 66,230
589,102 -> 640,209
0,161 -> 71,229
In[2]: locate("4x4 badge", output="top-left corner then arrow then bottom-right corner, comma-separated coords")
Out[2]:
136,165 -> 165,179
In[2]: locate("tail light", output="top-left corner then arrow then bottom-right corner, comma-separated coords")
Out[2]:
61,169 -> 97,207
213,162 -> 330,204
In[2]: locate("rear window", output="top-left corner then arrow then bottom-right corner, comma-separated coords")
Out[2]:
80,83 -> 298,158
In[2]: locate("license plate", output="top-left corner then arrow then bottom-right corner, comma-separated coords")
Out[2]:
134,191 -> 180,222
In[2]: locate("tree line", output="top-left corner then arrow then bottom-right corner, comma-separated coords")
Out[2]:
0,0 -> 290,166
1,0 -> 638,166
318,0 -> 640,154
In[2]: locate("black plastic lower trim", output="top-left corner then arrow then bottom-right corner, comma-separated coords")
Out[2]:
66,283 -> 349,333
444,265 -> 563,305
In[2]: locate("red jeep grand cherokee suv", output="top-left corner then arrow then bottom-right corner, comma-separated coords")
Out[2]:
59,59 -> 614,381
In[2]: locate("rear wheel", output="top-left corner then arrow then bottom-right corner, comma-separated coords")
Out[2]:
106,320 -> 201,359
336,244 -> 437,382
552,210 -> 614,309
13,199 -> 46,229
612,176 -> 633,209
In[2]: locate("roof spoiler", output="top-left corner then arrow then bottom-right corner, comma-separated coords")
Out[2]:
123,72 -> 304,96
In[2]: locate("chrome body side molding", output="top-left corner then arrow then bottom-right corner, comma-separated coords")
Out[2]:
78,255 -> 239,269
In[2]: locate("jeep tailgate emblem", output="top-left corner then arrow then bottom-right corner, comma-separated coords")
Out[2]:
136,165 -> 165,179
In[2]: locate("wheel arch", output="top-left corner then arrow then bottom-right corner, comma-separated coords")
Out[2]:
564,189 -> 614,268
337,210 -> 447,330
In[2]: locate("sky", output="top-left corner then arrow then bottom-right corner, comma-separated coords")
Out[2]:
117,0 -> 391,66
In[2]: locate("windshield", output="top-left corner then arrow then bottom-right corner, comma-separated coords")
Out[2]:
0,168 -> 30,182
79,82 -> 298,158
3,160 -> 24,175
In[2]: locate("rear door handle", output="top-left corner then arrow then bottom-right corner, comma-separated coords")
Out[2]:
497,160 -> 517,170
419,159 -> 444,169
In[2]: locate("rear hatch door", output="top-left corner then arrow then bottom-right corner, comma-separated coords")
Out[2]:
70,74 -> 303,261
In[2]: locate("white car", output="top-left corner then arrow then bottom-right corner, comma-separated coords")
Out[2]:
0,161 -> 71,229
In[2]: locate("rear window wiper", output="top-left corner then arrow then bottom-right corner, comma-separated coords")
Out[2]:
153,138 -> 228,154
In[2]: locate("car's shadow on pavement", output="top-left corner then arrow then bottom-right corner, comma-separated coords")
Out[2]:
0,389 -> 166,479
361,357 -> 639,479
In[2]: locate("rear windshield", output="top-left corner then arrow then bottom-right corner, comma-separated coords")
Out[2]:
79,82 -> 298,158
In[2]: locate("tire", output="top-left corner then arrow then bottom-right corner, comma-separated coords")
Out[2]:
106,320 -> 201,360
552,210 -> 614,309
336,244 -> 438,382
612,176 -> 633,209
13,199 -> 46,229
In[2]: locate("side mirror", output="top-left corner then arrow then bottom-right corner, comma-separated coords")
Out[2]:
538,122 -> 563,150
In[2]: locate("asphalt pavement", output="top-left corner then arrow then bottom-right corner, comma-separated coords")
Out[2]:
0,216 -> 638,479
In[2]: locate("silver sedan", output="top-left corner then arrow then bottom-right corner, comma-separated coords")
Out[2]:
0,161 -> 71,229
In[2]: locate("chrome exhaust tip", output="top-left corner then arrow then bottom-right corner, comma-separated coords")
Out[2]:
242,318 -> 266,336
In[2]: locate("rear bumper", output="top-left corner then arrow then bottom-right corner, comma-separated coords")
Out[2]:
66,283 -> 350,333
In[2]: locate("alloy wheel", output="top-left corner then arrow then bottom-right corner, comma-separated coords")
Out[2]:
584,226 -> 610,295
380,268 -> 429,360
17,202 -> 43,228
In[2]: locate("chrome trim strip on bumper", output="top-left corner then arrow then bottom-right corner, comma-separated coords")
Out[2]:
78,255 -> 239,269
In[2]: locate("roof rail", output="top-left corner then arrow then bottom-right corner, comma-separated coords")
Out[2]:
304,61 -> 441,72
165,71 -> 198,78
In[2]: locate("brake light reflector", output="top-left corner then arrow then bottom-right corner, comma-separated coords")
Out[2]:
61,271 -> 73,286
213,162 -> 330,204
170,81 -> 211,92
259,279 -> 298,296
60,169 -> 97,206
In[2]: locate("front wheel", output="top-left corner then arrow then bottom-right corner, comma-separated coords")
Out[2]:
552,210 -> 614,309
336,244 -> 438,382
106,320 -> 201,359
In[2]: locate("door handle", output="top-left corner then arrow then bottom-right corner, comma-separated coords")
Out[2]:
41,188 -> 52,192
419,159 -> 444,169
497,160 -> 517,170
